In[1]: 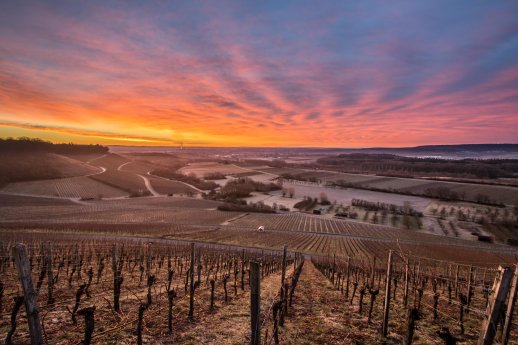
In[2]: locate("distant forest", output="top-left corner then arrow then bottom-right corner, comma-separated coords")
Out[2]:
0,137 -> 108,154
316,153 -> 518,179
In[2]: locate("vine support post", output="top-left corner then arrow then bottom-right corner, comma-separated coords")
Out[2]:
466,265 -> 473,312
13,243 -> 44,345
403,259 -> 409,307
454,264 -> 459,295
370,256 -> 376,288
280,246 -> 287,288
46,242 -> 54,305
478,266 -> 513,345
502,264 -> 518,345
345,256 -> 351,298
250,261 -> 260,345
111,244 -> 121,313
188,242 -> 195,320
382,250 -> 393,338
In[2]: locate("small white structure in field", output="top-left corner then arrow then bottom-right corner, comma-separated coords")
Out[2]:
257,226 -> 265,232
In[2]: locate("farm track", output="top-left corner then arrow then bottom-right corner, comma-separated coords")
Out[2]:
184,263 -> 293,344
137,174 -> 162,196
279,260 -> 354,344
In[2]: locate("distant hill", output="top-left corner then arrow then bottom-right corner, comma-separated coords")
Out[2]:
0,138 -> 108,186
110,143 -> 518,160
348,144 -> 518,159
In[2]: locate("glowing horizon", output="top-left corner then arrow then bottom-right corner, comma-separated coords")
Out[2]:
0,1 -> 517,147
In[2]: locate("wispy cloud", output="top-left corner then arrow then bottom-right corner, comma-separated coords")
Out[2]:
0,0 -> 517,147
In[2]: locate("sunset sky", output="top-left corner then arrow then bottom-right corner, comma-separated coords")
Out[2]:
1,1 -> 517,147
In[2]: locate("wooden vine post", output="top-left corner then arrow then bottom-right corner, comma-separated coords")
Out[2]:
280,246 -> 287,289
466,265 -> 473,312
454,264 -> 459,295
478,266 -> 513,345
382,250 -> 393,337
188,242 -> 195,320
111,244 -> 122,313
250,261 -> 260,345
12,243 -> 44,345
279,245 -> 287,327
345,256 -> 351,298
502,264 -> 518,345
403,258 -> 409,307
46,242 -> 55,305
370,256 -> 376,288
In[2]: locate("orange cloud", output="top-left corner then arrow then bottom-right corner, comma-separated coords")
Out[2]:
0,1 -> 517,147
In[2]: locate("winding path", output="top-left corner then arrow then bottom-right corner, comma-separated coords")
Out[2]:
137,174 -> 162,197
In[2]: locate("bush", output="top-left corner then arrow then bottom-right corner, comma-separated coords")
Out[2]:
210,177 -> 281,200
335,211 -> 358,219
217,201 -> 276,213
204,172 -> 226,180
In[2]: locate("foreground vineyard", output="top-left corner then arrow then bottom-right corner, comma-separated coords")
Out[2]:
0,232 -> 517,344
0,236 -> 296,344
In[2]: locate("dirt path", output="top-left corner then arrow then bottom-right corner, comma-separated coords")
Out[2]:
277,260 -> 389,345
175,260 -> 378,344
275,260 -> 352,344
137,174 -> 163,196
180,265 -> 290,344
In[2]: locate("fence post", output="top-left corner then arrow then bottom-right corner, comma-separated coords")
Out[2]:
46,242 -> 54,305
478,266 -> 513,345
403,259 -> 409,307
370,256 -> 376,287
382,250 -> 393,337
250,261 -> 260,345
12,243 -> 44,345
454,264 -> 459,295
111,244 -> 121,313
332,254 -> 336,284
188,242 -> 195,320
280,246 -> 287,288
502,264 -> 518,345
345,256 -> 351,298
466,265 -> 473,312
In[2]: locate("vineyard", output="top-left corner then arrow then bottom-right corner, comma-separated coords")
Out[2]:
0,196 -> 516,265
171,226 -> 516,265
0,234 -> 299,344
0,232 -> 516,344
227,213 -> 515,252
1,177 -> 126,199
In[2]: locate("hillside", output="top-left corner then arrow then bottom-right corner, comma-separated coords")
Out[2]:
0,138 -> 108,186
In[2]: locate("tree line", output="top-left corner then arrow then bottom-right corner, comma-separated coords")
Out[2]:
316,153 -> 518,179
0,137 -> 108,154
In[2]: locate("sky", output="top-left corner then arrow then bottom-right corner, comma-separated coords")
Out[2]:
0,1 -> 517,147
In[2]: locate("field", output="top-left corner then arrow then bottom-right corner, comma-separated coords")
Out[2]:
271,181 -> 432,211
261,166 -> 518,206
0,195 -> 515,263
179,162 -> 252,177
1,146 -> 518,345
0,194 -> 76,206
0,231 -> 516,345
1,176 -> 127,199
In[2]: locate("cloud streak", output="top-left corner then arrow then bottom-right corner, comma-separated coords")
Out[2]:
0,0 -> 517,147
